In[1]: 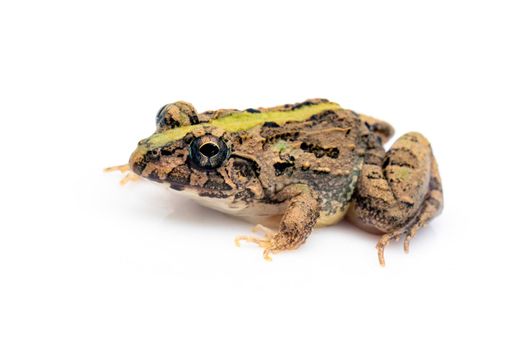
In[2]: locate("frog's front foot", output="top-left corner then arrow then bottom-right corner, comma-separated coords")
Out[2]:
104,164 -> 130,173
236,186 -> 319,261
104,164 -> 141,186
235,224 -> 279,261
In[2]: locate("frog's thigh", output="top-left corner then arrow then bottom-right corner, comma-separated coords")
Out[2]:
348,132 -> 443,264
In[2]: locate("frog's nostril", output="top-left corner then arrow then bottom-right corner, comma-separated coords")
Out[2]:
138,139 -> 147,146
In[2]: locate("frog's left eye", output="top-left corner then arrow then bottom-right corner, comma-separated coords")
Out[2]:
156,101 -> 198,131
189,135 -> 230,169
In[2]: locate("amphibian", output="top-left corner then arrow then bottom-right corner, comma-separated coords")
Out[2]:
106,99 -> 443,265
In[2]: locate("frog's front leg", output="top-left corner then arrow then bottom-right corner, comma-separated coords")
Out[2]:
104,164 -> 141,185
235,185 -> 320,261
348,132 -> 443,266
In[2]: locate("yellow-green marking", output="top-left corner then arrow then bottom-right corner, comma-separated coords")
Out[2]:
144,102 -> 341,149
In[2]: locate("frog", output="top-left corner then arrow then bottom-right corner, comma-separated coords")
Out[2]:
106,99 -> 443,265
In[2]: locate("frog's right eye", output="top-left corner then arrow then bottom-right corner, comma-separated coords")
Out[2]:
156,101 -> 198,131
189,135 -> 230,170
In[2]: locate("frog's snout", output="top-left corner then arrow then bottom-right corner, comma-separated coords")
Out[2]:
128,145 -> 148,175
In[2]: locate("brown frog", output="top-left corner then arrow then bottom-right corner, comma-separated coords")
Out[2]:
106,99 -> 443,265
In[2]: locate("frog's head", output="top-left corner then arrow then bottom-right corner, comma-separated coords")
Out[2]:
129,101 -> 263,203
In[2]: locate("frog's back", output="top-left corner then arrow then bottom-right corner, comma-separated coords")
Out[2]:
226,100 -> 366,226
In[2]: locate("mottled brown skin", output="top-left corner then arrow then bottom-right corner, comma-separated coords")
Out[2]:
348,131 -> 443,265
117,99 -> 443,265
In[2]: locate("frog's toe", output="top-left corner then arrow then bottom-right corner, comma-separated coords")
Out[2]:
104,164 -> 141,186
119,172 -> 141,186
403,235 -> 412,253
376,229 -> 406,267
376,234 -> 390,267
235,225 -> 279,261
104,164 -> 130,173
251,224 -> 277,236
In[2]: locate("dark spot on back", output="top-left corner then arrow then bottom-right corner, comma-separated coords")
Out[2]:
231,156 -> 261,178
291,99 -> 328,110
307,110 -> 337,124
326,148 -> 339,159
291,100 -> 315,110
263,121 -> 280,128
273,161 -> 294,176
300,142 -> 339,159
262,131 -> 300,143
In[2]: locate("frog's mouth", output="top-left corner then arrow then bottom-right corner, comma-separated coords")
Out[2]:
172,185 -> 234,199
174,187 -> 254,214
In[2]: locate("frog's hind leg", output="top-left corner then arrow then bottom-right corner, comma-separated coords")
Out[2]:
400,157 -> 443,253
375,169 -> 443,266
359,114 -> 395,144
349,132 -> 443,266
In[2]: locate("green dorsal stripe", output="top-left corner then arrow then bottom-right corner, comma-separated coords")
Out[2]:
210,102 -> 341,131
146,102 -> 341,148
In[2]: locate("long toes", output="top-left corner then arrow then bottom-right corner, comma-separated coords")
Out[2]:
234,235 -> 260,247
119,172 -> 140,186
251,224 -> 264,233
376,229 -> 413,265
251,224 -> 275,237
104,164 -> 130,173
235,235 -> 275,261
234,236 -> 243,247
376,233 -> 395,267
403,236 -> 411,253
262,249 -> 273,261
377,244 -> 386,267
235,235 -> 273,249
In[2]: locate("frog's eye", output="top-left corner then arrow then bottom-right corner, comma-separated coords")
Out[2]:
156,101 -> 198,131
189,135 -> 230,169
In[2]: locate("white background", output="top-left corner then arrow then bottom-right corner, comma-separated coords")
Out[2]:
1,1 -> 524,349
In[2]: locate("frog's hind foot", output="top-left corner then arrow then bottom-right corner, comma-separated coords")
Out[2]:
376,174 -> 444,266
349,132 -> 444,266
104,164 -> 141,186
235,225 -> 278,261
376,229 -> 403,267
